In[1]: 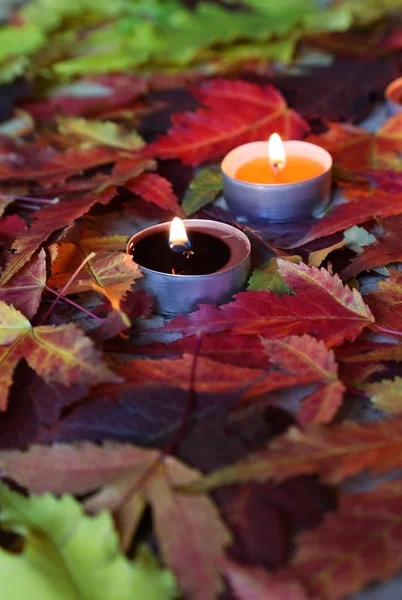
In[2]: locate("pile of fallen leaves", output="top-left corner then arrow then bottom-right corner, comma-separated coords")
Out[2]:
3,0 -> 402,598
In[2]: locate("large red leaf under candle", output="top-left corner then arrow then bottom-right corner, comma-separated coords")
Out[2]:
148,79 -> 309,166
159,260 -> 373,347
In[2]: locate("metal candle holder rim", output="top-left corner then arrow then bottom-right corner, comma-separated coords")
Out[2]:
221,140 -> 333,187
126,219 -> 251,278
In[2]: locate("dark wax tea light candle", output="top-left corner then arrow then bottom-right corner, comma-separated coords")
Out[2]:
133,231 -> 231,275
127,219 -> 251,315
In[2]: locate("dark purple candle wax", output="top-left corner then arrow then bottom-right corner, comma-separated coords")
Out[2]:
131,230 -> 231,275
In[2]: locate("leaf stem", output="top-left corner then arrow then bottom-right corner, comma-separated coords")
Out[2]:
373,324 -> 402,338
5,194 -> 60,205
39,252 -> 96,325
45,286 -> 103,323
118,334 -> 203,506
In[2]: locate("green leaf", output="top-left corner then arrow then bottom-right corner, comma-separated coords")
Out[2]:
247,257 -> 299,295
57,116 -> 145,150
302,4 -> 353,33
21,0 -> 123,33
344,226 -> 376,254
0,25 -> 44,62
182,166 -> 222,216
0,484 -> 178,600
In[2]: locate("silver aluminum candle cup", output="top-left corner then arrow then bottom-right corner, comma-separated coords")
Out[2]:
385,77 -> 402,115
221,140 -> 332,222
127,219 -> 251,315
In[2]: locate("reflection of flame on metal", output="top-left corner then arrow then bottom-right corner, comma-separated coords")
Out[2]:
169,217 -> 191,251
268,133 -> 286,173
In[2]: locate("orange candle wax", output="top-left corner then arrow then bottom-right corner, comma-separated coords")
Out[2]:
235,156 -> 325,185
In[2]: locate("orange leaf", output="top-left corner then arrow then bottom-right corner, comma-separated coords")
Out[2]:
287,481 -> 402,600
103,354 -> 265,395
364,269 -> 402,334
0,248 -> 46,318
49,237 -> 141,310
223,559 -> 312,600
149,79 -> 309,165
242,335 -> 345,425
306,115 -> 402,171
0,302 -> 119,410
187,417 -> 402,492
0,193 -> 117,285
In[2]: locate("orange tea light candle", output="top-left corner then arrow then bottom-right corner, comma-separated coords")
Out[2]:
221,134 -> 332,223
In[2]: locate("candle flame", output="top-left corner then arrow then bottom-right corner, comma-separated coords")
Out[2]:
169,217 -> 189,249
268,133 -> 286,172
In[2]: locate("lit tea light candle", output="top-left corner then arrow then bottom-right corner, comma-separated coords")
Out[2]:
221,134 -> 332,222
127,219 -> 250,315
385,77 -> 402,115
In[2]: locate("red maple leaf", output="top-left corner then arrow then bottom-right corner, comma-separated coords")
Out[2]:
148,79 -> 309,165
159,260 -> 373,347
124,173 -> 184,216
19,74 -> 148,121
283,188 -> 402,249
306,115 -> 402,171
0,138 -> 134,186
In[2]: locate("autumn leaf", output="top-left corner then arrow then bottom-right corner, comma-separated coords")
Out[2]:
148,79 -> 309,165
0,442 -> 157,495
223,559 -> 311,600
364,269 -> 402,333
241,335 -> 345,425
341,215 -> 402,278
285,481 -> 402,600
0,193 -> 117,285
0,138 -> 126,185
305,115 -> 402,171
365,377 -> 402,414
20,74 -> 148,121
0,483 -> 178,600
161,260 -> 373,347
308,240 -> 345,268
57,115 -> 145,150
0,195 -> 14,217
247,257 -> 298,294
0,249 -> 45,319
336,339 -> 402,365
0,442 -> 231,600
185,416 -> 402,492
145,457 -> 231,600
0,214 -> 27,248
49,236 -> 141,310
282,187 -> 402,249
124,172 -> 184,216
0,302 -> 119,409
266,59 -> 397,124
105,354 -> 265,395
182,166 -> 222,216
